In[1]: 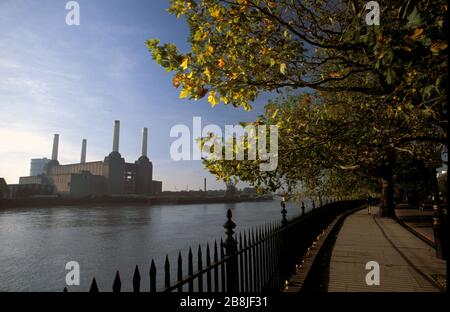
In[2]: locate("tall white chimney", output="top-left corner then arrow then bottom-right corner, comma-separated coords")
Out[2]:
51,134 -> 59,161
112,120 -> 120,152
141,127 -> 148,157
80,139 -> 87,163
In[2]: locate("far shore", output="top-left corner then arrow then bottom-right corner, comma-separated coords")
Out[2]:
0,194 -> 274,209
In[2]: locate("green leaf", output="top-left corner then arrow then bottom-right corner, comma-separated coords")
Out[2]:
406,7 -> 422,29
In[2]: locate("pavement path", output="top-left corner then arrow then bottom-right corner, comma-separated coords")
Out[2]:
327,206 -> 446,292
395,207 -> 435,243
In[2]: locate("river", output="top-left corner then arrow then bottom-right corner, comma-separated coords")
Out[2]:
0,199 -> 312,291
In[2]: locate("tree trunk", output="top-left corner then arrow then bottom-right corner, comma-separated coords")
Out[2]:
380,166 -> 396,218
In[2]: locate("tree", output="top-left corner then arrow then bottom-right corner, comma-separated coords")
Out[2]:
437,172 -> 447,197
147,0 -> 447,216
200,89 -> 440,216
148,0 -> 447,142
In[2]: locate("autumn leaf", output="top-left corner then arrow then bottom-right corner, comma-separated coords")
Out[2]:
179,88 -> 190,99
401,45 -> 412,52
206,45 -> 214,55
217,58 -> 225,68
271,108 -> 279,119
210,7 -> 221,18
220,96 -> 229,104
280,63 -> 287,75
172,75 -> 182,88
409,27 -> 424,40
430,41 -> 448,53
180,57 -> 189,70
208,91 -> 219,107
203,67 -> 211,81
329,72 -> 341,78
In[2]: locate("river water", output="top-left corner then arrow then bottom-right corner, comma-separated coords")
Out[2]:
0,199 -> 312,291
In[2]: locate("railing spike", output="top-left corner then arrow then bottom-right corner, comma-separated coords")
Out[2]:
177,251 -> 183,292
113,271 -> 121,292
164,255 -> 170,289
89,277 -> 99,292
206,242 -> 212,291
63,287 -> 68,292
213,240 -> 219,292
133,265 -> 141,292
150,259 -> 156,292
198,244 -> 203,291
206,243 -> 211,263
188,247 -> 194,291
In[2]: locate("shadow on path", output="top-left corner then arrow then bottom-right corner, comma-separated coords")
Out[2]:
300,214 -> 348,292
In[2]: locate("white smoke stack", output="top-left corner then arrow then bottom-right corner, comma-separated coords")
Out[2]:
51,134 -> 59,161
141,127 -> 148,157
80,139 -> 87,163
112,120 -> 120,152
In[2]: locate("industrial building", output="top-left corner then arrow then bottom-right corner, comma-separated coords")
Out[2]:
17,120 -> 162,197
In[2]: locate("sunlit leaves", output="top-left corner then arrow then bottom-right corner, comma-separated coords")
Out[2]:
208,90 -> 219,107
147,0 -> 447,195
279,63 -> 286,75
179,88 -> 190,99
180,56 -> 189,70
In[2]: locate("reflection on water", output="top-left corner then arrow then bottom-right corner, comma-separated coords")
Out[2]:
0,199 -> 311,291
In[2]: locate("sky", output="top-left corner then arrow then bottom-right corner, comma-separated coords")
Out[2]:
0,0 -> 273,191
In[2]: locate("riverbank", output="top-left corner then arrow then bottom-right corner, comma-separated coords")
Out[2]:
0,194 -> 273,209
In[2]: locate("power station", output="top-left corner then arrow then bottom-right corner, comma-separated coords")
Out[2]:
18,120 -> 162,197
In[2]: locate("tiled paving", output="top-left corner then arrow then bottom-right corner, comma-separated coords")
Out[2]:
327,207 -> 446,292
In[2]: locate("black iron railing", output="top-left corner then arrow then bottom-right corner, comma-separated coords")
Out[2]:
63,199 -> 364,292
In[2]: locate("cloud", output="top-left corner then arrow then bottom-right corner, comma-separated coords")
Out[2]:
0,125 -> 107,184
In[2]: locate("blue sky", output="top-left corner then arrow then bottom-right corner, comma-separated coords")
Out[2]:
0,0 -> 272,190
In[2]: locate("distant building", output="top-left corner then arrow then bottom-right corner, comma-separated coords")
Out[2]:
18,121 -> 162,197
8,183 -> 54,199
242,187 -> 256,194
30,158 -> 51,176
0,178 -> 9,199
19,174 -> 52,185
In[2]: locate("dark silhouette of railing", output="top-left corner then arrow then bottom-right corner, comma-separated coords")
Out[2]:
63,198 -> 364,292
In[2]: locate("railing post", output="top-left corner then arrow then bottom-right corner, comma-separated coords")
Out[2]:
312,200 -> 316,210
223,208 -> 238,292
279,198 -> 289,286
301,201 -> 305,216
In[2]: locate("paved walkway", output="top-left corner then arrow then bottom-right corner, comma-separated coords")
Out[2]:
327,206 -> 446,292
395,207 -> 435,242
